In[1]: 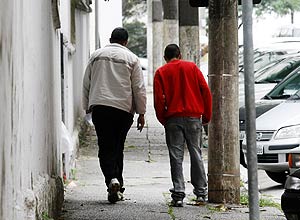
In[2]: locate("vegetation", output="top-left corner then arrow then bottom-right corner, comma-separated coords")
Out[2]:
122,0 -> 146,19
122,0 -> 147,57
240,193 -> 281,210
124,20 -> 147,57
42,212 -> 54,220
255,0 -> 300,24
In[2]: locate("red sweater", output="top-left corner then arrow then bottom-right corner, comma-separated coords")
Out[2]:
153,59 -> 212,126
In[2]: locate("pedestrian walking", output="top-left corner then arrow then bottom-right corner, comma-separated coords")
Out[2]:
153,44 -> 212,207
82,27 -> 147,203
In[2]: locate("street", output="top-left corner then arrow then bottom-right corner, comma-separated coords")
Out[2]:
258,170 -> 284,204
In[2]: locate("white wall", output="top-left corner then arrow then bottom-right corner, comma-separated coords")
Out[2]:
0,1 -> 62,219
0,0 -> 91,219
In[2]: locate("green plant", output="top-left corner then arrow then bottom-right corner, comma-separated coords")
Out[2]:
126,145 -> 136,149
240,193 -> 249,205
167,205 -> 176,220
240,193 -> 281,210
163,192 -> 176,220
259,197 -> 281,210
70,168 -> 77,180
42,212 -> 54,220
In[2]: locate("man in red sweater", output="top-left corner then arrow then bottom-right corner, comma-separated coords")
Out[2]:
153,44 -> 212,207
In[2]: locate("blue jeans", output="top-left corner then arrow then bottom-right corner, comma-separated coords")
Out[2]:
165,117 -> 207,201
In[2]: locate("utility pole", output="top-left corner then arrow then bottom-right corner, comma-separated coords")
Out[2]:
207,0 -> 240,203
242,0 -> 260,219
95,0 -> 100,49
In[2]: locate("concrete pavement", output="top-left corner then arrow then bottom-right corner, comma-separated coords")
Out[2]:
60,87 -> 286,220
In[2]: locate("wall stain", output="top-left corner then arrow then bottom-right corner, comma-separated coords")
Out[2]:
1,150 -> 5,219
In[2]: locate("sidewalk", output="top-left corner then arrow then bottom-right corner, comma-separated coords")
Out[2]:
60,87 -> 286,220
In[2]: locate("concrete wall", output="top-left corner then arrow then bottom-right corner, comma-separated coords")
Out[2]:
0,0 -> 91,219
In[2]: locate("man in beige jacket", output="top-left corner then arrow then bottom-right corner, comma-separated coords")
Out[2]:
82,27 -> 146,203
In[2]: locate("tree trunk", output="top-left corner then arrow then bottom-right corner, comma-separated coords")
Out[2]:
207,0 -> 240,204
147,0 -> 163,85
179,0 -> 200,66
162,0 -> 179,47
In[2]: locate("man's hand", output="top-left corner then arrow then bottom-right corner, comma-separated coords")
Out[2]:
137,114 -> 145,132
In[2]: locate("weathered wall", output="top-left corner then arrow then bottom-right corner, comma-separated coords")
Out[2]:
0,1 -> 62,219
59,2 -> 91,181
0,0 -> 90,219
0,1 -> 24,219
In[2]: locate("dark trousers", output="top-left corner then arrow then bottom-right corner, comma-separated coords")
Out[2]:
92,105 -> 133,187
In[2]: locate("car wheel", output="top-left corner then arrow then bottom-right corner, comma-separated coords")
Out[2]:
240,148 -> 247,168
285,213 -> 300,220
265,171 -> 289,184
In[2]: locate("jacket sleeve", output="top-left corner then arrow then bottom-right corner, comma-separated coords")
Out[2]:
153,71 -> 166,125
82,63 -> 92,111
131,59 -> 147,114
197,67 -> 212,124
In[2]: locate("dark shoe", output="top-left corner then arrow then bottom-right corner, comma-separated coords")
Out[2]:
196,195 -> 208,203
170,199 -> 184,207
108,178 -> 121,203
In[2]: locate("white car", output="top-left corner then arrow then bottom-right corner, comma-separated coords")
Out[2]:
139,57 -> 148,86
239,54 -> 300,107
242,89 -> 300,184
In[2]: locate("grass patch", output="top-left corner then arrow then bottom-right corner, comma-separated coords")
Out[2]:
163,192 -> 176,220
240,180 -> 245,187
259,197 -> 281,210
167,205 -> 176,220
42,212 -> 54,220
70,168 -> 78,180
207,204 -> 228,212
240,193 -> 281,210
126,145 -> 136,149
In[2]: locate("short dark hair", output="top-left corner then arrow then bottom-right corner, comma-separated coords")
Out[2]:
110,27 -> 128,43
164,44 -> 181,60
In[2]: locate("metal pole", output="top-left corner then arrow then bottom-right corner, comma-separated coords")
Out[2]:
242,1 -> 260,220
95,0 -> 100,49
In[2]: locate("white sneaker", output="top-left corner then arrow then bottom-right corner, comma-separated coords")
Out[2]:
108,178 -> 121,203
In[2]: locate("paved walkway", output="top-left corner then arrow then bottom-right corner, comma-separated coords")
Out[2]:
60,87 -> 286,220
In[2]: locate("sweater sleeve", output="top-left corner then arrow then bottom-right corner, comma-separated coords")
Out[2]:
82,63 -> 92,111
153,71 -> 166,125
197,67 -> 212,124
131,59 -> 147,114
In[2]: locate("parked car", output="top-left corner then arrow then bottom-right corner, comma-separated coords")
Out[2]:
239,60 -> 300,167
139,57 -> 148,86
239,41 -> 300,74
242,88 -> 300,184
281,146 -> 300,220
239,54 -> 300,106
273,25 -> 300,38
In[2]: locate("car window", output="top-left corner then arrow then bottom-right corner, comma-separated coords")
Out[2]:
255,58 -> 300,83
267,70 -> 300,99
254,57 -> 287,79
239,50 -> 287,72
289,89 -> 300,100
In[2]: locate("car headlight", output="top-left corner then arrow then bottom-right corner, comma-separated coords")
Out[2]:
289,153 -> 300,168
274,125 -> 300,139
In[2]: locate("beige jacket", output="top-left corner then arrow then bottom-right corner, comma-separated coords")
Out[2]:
82,43 -> 146,115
